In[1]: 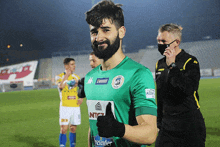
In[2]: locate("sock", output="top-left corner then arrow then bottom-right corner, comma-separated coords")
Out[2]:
59,133 -> 67,147
69,132 -> 76,147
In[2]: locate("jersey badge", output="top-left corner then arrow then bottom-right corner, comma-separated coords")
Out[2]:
95,78 -> 109,85
145,89 -> 155,99
87,77 -> 93,84
112,75 -> 124,89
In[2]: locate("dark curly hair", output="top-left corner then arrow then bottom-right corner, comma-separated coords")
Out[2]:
85,0 -> 124,29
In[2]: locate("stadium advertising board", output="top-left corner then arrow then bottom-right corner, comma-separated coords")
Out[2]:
0,61 -> 38,86
200,69 -> 212,77
214,69 -> 220,77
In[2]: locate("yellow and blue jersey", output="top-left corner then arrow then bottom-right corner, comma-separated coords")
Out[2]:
55,72 -> 80,107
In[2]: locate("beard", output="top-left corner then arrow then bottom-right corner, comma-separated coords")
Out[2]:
91,33 -> 120,61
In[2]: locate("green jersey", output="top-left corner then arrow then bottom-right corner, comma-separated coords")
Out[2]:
85,56 -> 157,147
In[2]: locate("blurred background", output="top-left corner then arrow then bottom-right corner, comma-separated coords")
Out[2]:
0,0 -> 220,88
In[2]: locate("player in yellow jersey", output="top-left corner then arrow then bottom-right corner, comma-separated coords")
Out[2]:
55,58 -> 83,147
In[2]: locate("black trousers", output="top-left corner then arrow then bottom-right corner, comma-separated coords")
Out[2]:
155,110 -> 206,147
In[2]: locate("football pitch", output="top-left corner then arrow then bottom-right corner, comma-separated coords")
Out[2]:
0,78 -> 219,147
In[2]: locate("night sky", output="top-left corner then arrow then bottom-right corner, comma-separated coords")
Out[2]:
1,0 -> 220,66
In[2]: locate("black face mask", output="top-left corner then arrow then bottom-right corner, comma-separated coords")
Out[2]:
91,33 -> 120,61
158,40 -> 176,55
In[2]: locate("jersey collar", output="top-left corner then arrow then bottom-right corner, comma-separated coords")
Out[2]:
99,56 -> 129,73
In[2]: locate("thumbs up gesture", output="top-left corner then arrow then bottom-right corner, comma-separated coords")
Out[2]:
96,102 -> 125,138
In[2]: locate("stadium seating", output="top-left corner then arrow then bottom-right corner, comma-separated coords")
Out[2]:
187,40 -> 220,69
38,58 -> 52,80
1,39 -> 219,92
49,39 -> 219,81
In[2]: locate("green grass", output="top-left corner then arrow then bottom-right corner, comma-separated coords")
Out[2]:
0,78 -> 219,147
0,89 -> 89,147
198,78 -> 220,147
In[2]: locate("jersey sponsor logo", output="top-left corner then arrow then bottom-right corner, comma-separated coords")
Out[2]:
93,135 -> 114,147
61,119 -> 68,122
112,75 -> 124,89
67,96 -> 76,100
145,89 -> 155,99
90,102 -> 104,118
95,102 -> 102,110
95,78 -> 109,85
89,112 -> 105,119
87,100 -> 115,120
87,77 -> 93,84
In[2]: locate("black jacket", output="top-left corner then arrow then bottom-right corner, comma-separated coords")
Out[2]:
155,49 -> 201,131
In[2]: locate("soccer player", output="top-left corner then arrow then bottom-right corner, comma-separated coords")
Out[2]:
155,23 -> 206,147
55,58 -> 83,147
89,51 -> 101,69
80,1 -> 158,146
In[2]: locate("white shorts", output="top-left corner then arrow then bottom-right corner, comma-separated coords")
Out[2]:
59,106 -> 81,126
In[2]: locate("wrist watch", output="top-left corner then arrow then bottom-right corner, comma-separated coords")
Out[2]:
168,62 -> 176,69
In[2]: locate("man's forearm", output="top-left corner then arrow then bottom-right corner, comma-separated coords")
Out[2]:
123,119 -> 157,145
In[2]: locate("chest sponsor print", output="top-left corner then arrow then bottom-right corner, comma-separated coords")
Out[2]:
95,78 -> 109,85
67,96 -> 76,100
87,100 -> 115,120
93,135 -> 115,147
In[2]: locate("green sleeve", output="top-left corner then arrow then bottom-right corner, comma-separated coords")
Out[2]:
130,68 -> 157,116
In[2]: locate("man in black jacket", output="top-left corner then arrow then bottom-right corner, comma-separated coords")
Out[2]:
155,23 -> 206,147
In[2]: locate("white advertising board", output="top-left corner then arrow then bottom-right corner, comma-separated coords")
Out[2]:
213,69 -> 220,77
200,69 -> 212,77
